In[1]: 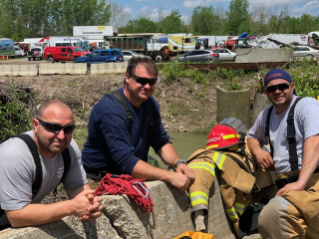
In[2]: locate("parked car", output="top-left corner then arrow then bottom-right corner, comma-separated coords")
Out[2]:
44,46 -> 91,63
27,47 -> 44,61
122,51 -> 138,61
122,51 -> 151,61
214,48 -> 236,61
293,46 -> 319,58
170,50 -> 219,63
74,49 -> 123,64
14,46 -> 25,57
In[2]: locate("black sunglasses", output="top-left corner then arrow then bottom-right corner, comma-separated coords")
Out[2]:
266,83 -> 290,94
130,73 -> 157,86
37,118 -> 75,134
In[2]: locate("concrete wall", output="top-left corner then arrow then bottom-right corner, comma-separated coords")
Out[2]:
91,62 -> 128,75
0,179 -> 260,239
39,63 -> 87,75
0,65 -> 38,77
236,48 -> 292,63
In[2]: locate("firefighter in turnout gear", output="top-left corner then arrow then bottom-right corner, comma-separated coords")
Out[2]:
187,118 -> 276,237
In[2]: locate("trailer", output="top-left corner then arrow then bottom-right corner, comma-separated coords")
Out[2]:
267,34 -> 308,46
0,38 -> 14,57
49,36 -> 84,47
196,36 -> 229,48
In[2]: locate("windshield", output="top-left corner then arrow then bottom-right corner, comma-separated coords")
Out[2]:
194,38 -> 202,44
73,47 -> 85,52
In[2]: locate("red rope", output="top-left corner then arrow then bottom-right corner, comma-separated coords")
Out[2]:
95,173 -> 154,213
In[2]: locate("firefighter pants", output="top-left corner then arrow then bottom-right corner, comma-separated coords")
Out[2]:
258,173 -> 319,239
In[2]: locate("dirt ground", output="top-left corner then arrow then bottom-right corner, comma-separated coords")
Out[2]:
0,71 -> 258,133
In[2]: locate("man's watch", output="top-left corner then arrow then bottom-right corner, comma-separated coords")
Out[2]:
174,159 -> 187,171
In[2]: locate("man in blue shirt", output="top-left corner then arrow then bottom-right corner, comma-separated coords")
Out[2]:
82,56 -> 194,191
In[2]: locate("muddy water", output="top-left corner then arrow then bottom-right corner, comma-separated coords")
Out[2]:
149,131 -> 207,161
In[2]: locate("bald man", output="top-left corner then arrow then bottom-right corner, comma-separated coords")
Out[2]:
0,100 -> 103,228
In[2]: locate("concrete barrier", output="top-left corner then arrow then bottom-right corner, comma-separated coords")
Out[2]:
39,63 -> 87,75
236,48 -> 292,63
91,62 -> 128,75
0,65 -> 38,76
0,179 -> 260,239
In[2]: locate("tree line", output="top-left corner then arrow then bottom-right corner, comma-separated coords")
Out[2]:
1,0 -> 319,42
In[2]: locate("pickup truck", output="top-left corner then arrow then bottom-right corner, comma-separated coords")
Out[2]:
44,46 -> 90,63
27,47 -> 44,61
74,49 -> 123,64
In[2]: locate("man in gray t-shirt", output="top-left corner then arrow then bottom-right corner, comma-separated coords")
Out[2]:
247,69 -> 319,238
0,100 -> 103,228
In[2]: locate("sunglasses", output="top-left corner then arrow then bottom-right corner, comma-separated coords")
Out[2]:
130,73 -> 157,86
265,83 -> 290,94
37,118 -> 75,134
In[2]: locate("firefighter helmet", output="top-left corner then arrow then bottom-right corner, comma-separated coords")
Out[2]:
218,117 -> 246,142
206,124 -> 242,150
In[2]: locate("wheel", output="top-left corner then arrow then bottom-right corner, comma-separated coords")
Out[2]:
33,57 -> 35,61
233,56 -> 236,61
155,55 -> 162,62
28,57 -> 31,61
306,54 -> 314,59
205,58 -> 213,63
48,57 -> 54,63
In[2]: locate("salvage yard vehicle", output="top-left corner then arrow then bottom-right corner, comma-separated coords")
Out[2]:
122,50 -> 138,61
74,49 -> 123,64
170,49 -> 219,63
44,46 -> 90,63
28,47 -> 44,61
293,46 -> 319,58
14,46 -> 25,57
215,48 -> 236,61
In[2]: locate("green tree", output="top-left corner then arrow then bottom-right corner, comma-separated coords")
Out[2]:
124,17 -> 158,33
159,10 -> 183,34
226,0 -> 250,35
191,6 -> 215,35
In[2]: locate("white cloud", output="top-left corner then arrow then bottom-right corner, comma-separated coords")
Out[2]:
290,0 -> 319,16
249,0 -> 319,17
123,5 -> 133,14
183,0 -> 215,8
181,15 -> 191,24
138,7 -> 172,21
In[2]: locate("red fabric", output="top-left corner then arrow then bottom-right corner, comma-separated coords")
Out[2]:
95,173 -> 154,213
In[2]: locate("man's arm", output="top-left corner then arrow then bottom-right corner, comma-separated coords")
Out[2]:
157,143 -> 195,181
5,188 -> 103,227
247,137 -> 275,171
277,135 -> 319,195
131,157 -> 192,191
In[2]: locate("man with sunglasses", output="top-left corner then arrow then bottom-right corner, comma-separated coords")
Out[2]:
82,56 -> 194,192
0,100 -> 103,228
247,69 -> 319,238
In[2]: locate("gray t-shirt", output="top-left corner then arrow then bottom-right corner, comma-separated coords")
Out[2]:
0,131 -> 88,225
248,96 -> 319,174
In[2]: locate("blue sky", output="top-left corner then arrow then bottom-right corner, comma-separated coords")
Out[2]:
119,0 -> 319,24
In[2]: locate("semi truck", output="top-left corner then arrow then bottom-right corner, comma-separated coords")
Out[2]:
108,35 -> 201,62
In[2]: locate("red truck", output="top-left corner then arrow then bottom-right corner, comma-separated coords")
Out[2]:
44,46 -> 90,63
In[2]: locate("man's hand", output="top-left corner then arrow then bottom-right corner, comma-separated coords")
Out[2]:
166,171 -> 191,191
71,189 -> 103,220
255,148 -> 275,171
176,163 -> 195,184
276,181 -> 305,196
